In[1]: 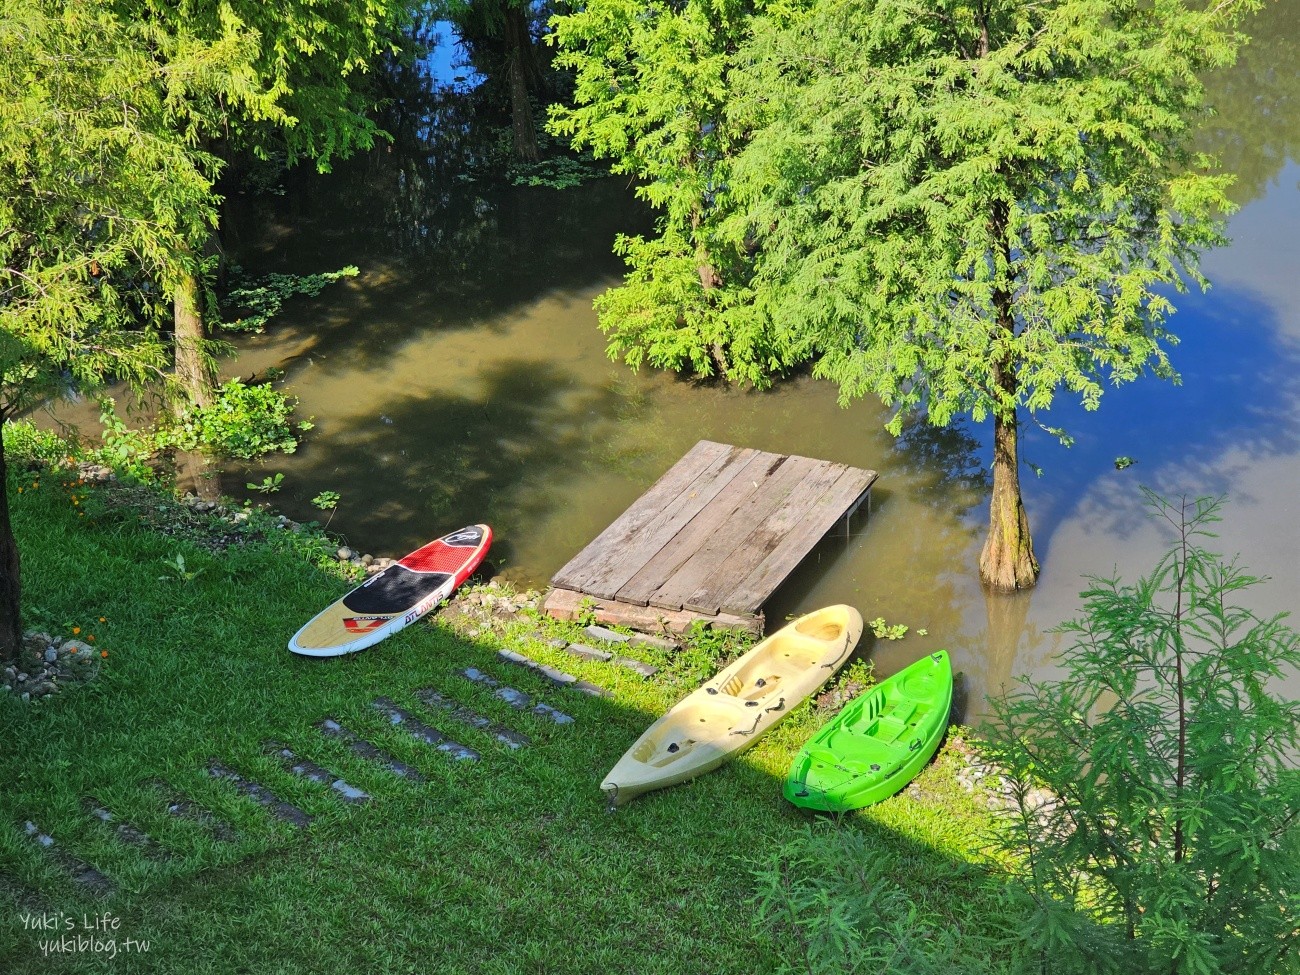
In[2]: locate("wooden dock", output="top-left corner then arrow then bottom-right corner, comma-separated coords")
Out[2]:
543,440 -> 878,635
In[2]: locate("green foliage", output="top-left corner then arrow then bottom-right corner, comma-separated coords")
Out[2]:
0,0 -> 245,417
869,617 -> 909,641
1,420 -> 74,468
750,823 -> 1006,974
156,552 -> 205,584
507,155 -> 605,189
247,473 -> 285,495
548,0 -> 789,384
168,380 -> 300,460
112,0 -> 410,172
983,492 -> 1300,974
96,399 -> 162,483
220,266 -> 360,334
311,491 -> 340,511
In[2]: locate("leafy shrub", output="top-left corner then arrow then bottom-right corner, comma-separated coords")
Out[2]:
983,492 -> 1300,975
2,419 -> 76,467
219,266 -> 359,333
167,380 -> 301,459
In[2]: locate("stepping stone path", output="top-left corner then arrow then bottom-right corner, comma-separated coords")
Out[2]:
413,689 -> 531,750
496,649 -> 610,698
315,719 -> 427,782
84,801 -> 170,859
460,668 -> 575,724
371,698 -> 480,762
21,821 -> 114,895
149,781 -> 238,842
264,742 -> 370,804
207,763 -> 313,828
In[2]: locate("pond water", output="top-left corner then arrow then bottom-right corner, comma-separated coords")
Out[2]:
145,10 -> 1300,716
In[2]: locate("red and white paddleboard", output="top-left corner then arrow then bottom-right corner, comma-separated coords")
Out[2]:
289,524 -> 492,658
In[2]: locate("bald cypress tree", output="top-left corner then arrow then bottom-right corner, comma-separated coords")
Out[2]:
552,0 -> 1261,590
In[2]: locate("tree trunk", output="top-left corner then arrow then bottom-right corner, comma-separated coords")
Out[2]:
0,418 -> 24,667
173,265 -> 214,409
505,8 -> 539,162
980,407 -> 1039,591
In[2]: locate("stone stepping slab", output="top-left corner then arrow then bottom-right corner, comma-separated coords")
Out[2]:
206,763 -> 313,828
148,781 -> 238,843
263,742 -> 370,804
497,649 -> 610,698
315,719 -> 427,783
83,801 -> 170,859
413,689 -> 531,750
371,698 -> 480,762
559,643 -> 659,678
584,625 -> 679,653
460,667 -> 576,723
21,821 -> 114,896
0,874 -> 45,911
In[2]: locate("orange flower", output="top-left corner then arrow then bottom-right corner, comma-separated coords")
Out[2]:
71,626 -> 81,634
100,651 -> 108,658
98,617 -> 106,623
87,635 -> 96,642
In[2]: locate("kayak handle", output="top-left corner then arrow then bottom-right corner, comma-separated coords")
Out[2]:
909,738 -> 923,751
821,636 -> 855,670
730,698 -> 786,737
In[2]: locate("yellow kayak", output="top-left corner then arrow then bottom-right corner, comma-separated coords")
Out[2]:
601,605 -> 863,807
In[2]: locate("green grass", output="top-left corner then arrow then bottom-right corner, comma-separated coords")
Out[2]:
0,464 -> 1017,973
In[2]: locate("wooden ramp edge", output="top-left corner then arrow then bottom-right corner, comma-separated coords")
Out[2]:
541,587 -> 763,637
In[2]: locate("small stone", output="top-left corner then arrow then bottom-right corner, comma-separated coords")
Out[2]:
16,672 -> 27,683
584,625 -> 630,645
564,643 -> 612,662
20,692 -> 29,702
361,554 -> 374,566
337,546 -> 354,561
44,648 -> 57,664
232,511 -> 250,523
628,633 -> 678,653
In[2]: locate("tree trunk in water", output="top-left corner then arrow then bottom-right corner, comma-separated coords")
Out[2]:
0,421 -> 24,667
980,409 -> 1039,591
174,266 -> 214,410
505,9 -> 539,163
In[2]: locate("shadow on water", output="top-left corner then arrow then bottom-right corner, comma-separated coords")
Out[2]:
228,357 -> 632,564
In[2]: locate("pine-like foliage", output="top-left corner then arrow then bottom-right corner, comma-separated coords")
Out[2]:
548,0 -> 801,383
984,492 -> 1300,974
728,0 -> 1255,432
0,1 -> 240,414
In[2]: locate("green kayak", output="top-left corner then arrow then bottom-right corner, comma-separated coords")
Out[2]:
785,650 -> 952,811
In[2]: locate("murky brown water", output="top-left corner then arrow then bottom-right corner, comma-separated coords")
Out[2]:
70,8 -> 1300,716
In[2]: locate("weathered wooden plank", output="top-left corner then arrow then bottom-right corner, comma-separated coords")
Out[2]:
618,450 -> 784,608
677,456 -> 846,614
721,467 -> 877,615
551,440 -> 753,599
649,453 -> 820,612
542,586 -> 762,636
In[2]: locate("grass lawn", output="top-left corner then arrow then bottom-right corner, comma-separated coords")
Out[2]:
0,465 -> 1015,973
